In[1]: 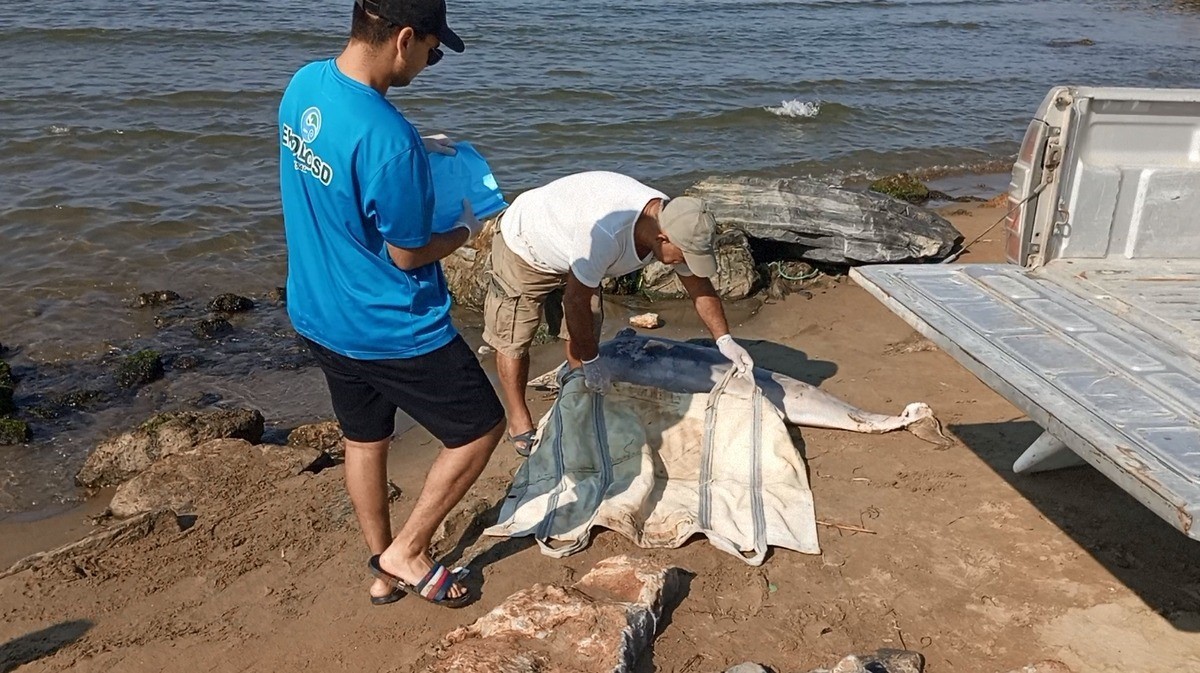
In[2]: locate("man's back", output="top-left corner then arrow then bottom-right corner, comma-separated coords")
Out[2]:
499,171 -> 668,287
279,58 -> 456,360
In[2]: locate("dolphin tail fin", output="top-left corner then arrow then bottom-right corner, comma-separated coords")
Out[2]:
900,403 -> 952,448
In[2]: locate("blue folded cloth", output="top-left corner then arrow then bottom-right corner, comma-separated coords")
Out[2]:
429,141 -> 508,233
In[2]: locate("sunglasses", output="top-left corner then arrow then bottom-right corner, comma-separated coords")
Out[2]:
428,46 -> 444,67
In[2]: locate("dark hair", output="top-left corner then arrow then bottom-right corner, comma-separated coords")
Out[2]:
349,2 -> 436,47
350,2 -> 400,46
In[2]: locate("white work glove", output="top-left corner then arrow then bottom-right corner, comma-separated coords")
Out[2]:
581,355 -> 612,395
422,133 -> 457,156
454,198 -> 483,241
716,334 -> 755,378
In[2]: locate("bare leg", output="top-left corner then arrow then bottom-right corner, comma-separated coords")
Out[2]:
342,437 -> 398,599
566,288 -> 604,369
378,420 -> 505,598
496,351 -> 534,438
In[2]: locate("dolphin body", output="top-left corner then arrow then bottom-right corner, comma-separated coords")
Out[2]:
533,328 -> 944,441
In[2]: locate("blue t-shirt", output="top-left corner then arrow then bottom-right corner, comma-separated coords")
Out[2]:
279,59 -> 456,360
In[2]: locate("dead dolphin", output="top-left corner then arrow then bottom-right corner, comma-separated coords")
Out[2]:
532,329 -> 946,443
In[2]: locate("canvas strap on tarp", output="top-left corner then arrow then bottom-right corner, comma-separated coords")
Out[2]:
486,370 -> 819,566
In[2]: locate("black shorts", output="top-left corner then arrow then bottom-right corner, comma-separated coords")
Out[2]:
304,335 -> 505,447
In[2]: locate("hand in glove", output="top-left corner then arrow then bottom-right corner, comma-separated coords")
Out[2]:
716,334 -> 755,377
581,355 -> 612,395
454,198 -> 483,241
422,133 -> 457,156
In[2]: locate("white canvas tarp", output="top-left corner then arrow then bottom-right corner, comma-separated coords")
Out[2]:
486,372 -> 820,565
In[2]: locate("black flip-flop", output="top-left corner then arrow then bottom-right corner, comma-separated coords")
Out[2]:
370,586 -> 405,606
368,555 -> 472,609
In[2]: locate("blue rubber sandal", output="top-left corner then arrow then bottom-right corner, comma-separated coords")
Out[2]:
508,430 -> 537,457
368,555 -> 471,609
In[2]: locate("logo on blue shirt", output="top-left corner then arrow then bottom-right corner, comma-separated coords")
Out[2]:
301,107 -> 322,143
282,121 -> 334,186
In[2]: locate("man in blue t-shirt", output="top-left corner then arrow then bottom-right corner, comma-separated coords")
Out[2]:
279,0 -> 504,608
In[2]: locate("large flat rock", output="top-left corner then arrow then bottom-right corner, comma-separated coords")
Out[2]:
76,408 -> 265,488
108,438 -> 320,518
688,175 -> 962,265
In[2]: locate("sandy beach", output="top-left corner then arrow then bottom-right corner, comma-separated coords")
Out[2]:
2,202 -> 1199,673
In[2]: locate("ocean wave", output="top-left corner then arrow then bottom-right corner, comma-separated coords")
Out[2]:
913,19 -> 984,29
4,127 -> 261,158
519,99 -> 857,138
746,0 -> 1009,9
0,25 -> 337,50
765,100 -> 823,119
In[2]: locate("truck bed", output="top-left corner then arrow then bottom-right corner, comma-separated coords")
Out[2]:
852,261 -> 1200,538
1041,259 -> 1200,359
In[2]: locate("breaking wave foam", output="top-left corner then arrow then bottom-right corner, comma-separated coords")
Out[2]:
765,99 -> 822,118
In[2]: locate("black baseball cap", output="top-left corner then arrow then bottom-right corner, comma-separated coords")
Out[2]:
355,0 -> 465,52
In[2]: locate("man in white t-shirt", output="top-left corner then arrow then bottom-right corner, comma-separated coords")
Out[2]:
482,171 -> 755,456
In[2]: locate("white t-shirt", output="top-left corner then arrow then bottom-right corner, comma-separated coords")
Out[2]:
499,171 -> 687,288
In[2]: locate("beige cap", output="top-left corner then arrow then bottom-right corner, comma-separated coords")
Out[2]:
659,196 -> 718,278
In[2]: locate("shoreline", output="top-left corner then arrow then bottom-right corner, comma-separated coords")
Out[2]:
3,200 -> 1199,672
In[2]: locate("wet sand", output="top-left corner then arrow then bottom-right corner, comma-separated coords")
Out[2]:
2,202 -> 1199,673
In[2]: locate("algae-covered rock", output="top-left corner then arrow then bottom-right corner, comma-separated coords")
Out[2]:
76,408 -> 266,488
208,294 -> 254,314
869,173 -> 931,204
0,361 -> 14,416
133,290 -> 182,309
117,349 -> 165,389
268,287 -> 287,303
193,317 -> 233,340
29,389 -> 108,419
55,389 -> 107,409
287,420 -> 344,457
0,418 -> 31,445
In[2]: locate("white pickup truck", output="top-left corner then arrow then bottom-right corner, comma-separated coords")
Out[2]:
853,87 -> 1200,540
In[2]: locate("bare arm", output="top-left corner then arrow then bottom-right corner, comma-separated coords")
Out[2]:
564,272 -> 601,363
679,274 -> 731,338
386,228 -> 470,272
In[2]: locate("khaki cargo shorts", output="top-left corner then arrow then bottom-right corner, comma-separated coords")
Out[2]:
482,228 -> 603,359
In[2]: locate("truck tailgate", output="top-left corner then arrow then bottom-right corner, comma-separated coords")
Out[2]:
851,263 -> 1200,538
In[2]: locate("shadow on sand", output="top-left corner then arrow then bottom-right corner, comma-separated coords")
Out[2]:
0,620 -> 92,673
953,420 -> 1200,632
